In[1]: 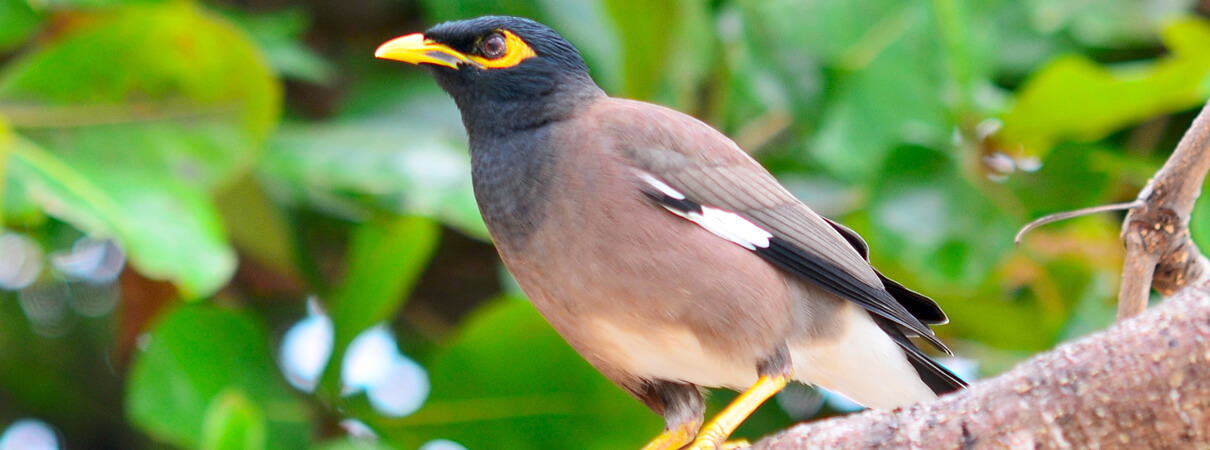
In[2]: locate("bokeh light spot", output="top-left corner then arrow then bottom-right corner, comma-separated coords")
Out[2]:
340,324 -> 430,417
0,233 -> 44,291
279,298 -> 335,393
420,439 -> 468,450
0,419 -> 59,450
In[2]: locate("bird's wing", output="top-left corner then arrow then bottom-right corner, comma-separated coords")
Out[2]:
599,99 -> 949,352
823,217 -> 948,325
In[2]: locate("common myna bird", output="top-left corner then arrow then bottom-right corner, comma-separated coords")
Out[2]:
376,16 -> 965,449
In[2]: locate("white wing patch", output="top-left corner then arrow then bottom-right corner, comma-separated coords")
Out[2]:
637,173 -> 685,200
695,206 -> 773,250
638,172 -> 772,250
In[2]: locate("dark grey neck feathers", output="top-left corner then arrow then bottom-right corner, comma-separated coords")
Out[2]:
421,16 -> 606,245
469,124 -> 560,247
434,68 -> 603,135
451,66 -> 603,246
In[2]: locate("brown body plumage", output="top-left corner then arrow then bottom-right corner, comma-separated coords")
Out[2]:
376,16 -> 964,449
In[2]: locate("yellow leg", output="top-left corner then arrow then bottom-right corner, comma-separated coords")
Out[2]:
641,419 -> 698,450
642,427 -> 750,450
686,375 -> 789,450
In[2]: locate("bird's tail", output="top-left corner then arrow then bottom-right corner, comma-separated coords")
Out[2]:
875,317 -> 966,395
790,306 -> 953,409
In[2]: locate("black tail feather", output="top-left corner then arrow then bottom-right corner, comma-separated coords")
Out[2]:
874,317 -> 967,395
821,216 -> 965,395
880,273 -> 948,325
821,217 -> 949,326
902,341 -> 966,395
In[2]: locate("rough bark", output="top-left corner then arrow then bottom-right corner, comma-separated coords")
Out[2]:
752,99 -> 1210,449
1118,100 -> 1210,318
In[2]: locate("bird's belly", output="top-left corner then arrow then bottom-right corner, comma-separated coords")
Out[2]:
584,317 -> 759,390
496,186 -> 796,388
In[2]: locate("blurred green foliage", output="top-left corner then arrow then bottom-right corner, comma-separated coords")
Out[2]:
0,0 -> 1208,448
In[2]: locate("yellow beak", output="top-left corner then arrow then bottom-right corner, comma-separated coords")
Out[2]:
374,33 -> 474,69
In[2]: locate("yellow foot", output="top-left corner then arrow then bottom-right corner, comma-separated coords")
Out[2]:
643,374 -> 788,450
682,375 -> 788,450
641,421 -> 698,450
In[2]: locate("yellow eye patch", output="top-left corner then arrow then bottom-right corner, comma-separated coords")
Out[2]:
469,30 -> 537,69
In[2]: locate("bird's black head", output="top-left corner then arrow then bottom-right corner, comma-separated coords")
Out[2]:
376,16 -> 603,134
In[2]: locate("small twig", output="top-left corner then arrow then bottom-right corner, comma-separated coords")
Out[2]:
1014,200 -> 1144,245
1118,232 -> 1159,319
1117,99 -> 1210,319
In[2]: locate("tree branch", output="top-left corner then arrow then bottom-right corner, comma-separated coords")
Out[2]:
753,99 -> 1210,448
1118,99 -> 1210,318
754,281 -> 1210,449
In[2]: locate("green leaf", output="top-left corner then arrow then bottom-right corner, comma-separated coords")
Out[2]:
0,290 -> 103,419
217,7 -> 335,84
418,0 -> 541,24
1189,178 -> 1210,252
312,439 -> 397,450
738,0 -> 949,180
738,0 -> 903,64
865,145 -> 1015,289
968,0 -> 1074,81
602,0 -> 676,100
1028,0 -> 1190,48
810,4 -> 949,180
999,18 -> 1210,155
9,135 -> 235,297
1054,269 -> 1118,342
1201,66 -> 1210,97
330,216 -> 440,338
943,246 -> 1117,351
320,216 -> 440,392
381,298 -> 655,450
857,143 -> 1121,350
201,390 -> 268,450
648,0 -> 714,112
0,124 -> 43,226
0,2 -> 281,296
215,177 -> 299,277
35,0 -> 165,8
1005,142 -> 1113,218
0,116 -> 11,225
0,2 -> 281,191
262,85 -> 487,240
127,304 -> 309,449
0,0 -> 42,52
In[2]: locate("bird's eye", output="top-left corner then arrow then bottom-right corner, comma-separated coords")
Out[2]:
481,33 -> 507,59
